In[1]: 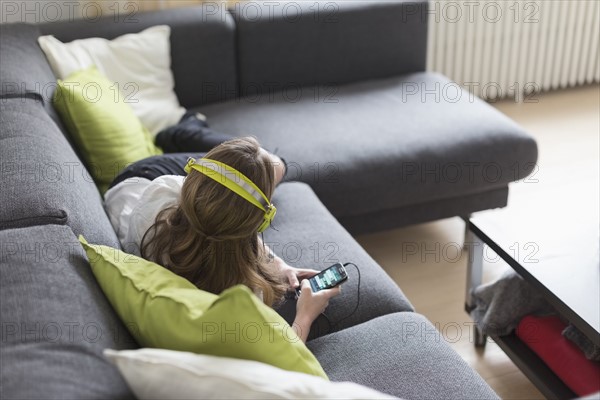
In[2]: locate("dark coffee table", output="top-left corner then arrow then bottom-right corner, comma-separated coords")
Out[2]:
463,192 -> 599,399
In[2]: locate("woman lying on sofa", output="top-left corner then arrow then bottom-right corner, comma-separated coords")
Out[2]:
103,132 -> 340,343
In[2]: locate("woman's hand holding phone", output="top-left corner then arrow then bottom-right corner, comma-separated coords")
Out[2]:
292,279 -> 342,343
287,267 -> 321,290
270,254 -> 319,291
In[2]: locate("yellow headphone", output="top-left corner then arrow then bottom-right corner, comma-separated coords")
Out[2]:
184,157 -> 277,233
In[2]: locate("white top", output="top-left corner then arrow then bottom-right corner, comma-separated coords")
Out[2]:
104,175 -> 185,256
104,174 -> 266,302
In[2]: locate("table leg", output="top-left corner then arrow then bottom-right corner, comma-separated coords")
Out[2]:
465,226 -> 487,347
465,227 -> 484,309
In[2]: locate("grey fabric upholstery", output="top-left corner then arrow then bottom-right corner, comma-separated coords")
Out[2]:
0,225 -> 137,399
233,0 -> 428,95
340,186 -> 508,235
265,182 -> 413,340
0,23 -> 66,131
38,5 -> 237,107
196,72 -> 538,227
0,97 -> 119,247
308,312 -> 499,400
0,23 -> 54,100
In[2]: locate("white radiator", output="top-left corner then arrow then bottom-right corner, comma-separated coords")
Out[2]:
426,0 -> 600,101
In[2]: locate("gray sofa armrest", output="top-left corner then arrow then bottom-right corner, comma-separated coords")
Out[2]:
232,0 -> 428,95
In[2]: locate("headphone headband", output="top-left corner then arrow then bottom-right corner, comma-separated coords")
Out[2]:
184,157 -> 276,233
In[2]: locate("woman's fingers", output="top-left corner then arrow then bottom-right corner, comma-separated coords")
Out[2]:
287,270 -> 300,288
296,268 -> 320,279
300,279 -> 311,291
322,285 -> 342,299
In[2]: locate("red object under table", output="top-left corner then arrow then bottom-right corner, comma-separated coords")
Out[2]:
517,315 -> 600,396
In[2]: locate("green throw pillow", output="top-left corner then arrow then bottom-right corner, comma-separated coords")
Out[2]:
79,236 -> 328,379
53,66 -> 162,193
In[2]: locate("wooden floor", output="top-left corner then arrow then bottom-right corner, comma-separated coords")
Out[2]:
355,84 -> 600,400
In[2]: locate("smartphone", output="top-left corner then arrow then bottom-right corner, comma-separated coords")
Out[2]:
306,263 -> 348,292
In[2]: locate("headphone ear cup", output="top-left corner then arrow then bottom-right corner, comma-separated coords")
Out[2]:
184,157 -> 195,174
257,205 -> 276,232
257,218 -> 269,233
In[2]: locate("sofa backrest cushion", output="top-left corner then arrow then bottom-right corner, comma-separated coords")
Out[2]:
233,0 -> 428,95
0,224 -> 137,399
0,23 -> 66,132
0,97 -> 120,247
38,5 -> 238,108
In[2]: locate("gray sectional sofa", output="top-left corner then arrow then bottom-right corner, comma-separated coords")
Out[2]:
0,1 -> 537,399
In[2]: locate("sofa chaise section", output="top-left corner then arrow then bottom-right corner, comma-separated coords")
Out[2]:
197,72 -> 538,234
198,0 -> 538,234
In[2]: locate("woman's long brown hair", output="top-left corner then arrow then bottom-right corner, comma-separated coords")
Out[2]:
141,137 -> 286,306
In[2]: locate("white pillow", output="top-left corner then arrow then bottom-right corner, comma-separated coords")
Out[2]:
38,25 -> 186,136
104,348 -> 398,400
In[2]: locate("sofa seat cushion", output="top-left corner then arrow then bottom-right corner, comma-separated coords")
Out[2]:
0,225 -> 137,399
0,97 -> 119,246
264,182 -> 414,340
196,72 -> 538,220
308,312 -> 499,400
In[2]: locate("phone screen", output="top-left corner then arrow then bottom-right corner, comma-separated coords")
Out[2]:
309,263 -> 347,292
